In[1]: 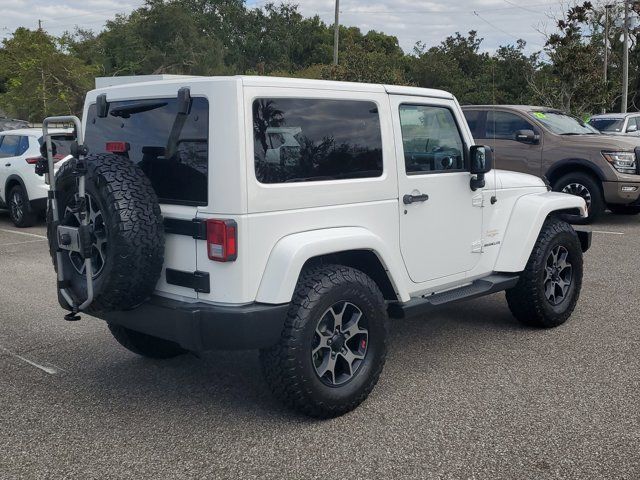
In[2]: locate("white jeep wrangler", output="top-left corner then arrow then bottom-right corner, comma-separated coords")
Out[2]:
41,76 -> 590,418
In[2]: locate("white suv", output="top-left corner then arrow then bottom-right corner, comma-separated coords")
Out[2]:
0,128 -> 72,227
42,76 -> 590,418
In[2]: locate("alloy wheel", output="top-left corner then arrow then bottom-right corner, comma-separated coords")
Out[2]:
544,245 -> 573,306
312,301 -> 369,386
65,193 -> 108,278
9,190 -> 24,223
561,183 -> 592,213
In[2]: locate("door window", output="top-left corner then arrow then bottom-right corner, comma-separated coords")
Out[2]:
484,111 -> 534,140
463,109 -> 483,138
399,105 -> 465,174
0,135 -> 20,158
252,98 -> 383,183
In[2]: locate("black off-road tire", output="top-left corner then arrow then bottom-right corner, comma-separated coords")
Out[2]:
506,217 -> 583,328
8,184 -> 37,227
108,324 -> 186,359
553,172 -> 604,224
259,265 -> 388,418
609,205 -> 640,215
49,154 -> 164,313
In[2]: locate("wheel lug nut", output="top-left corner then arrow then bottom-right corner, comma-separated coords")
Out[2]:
327,339 -> 332,345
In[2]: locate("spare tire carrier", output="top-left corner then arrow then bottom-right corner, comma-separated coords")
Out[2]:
42,115 -> 93,321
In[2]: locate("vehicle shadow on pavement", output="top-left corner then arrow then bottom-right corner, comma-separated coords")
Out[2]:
72,296 -> 525,420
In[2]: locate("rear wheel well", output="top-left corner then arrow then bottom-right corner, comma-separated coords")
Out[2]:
5,178 -> 21,198
301,250 -> 398,301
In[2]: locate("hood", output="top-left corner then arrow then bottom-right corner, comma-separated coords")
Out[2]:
493,170 -> 546,190
559,134 -> 640,150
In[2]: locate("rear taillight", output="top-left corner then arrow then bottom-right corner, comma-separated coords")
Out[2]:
105,141 -> 130,153
26,154 -> 64,164
206,219 -> 237,262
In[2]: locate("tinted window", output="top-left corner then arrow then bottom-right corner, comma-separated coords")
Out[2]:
37,135 -> 74,157
0,135 -> 20,157
485,111 -> 534,140
399,105 -> 465,174
589,118 -> 624,133
17,136 -> 30,156
85,97 -> 208,205
253,98 -> 383,183
463,110 -> 482,137
528,111 -> 598,135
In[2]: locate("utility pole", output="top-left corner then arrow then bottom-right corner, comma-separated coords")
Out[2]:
603,5 -> 612,113
622,0 -> 629,113
333,0 -> 340,65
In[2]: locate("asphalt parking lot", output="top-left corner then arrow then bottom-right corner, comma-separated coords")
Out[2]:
0,211 -> 638,479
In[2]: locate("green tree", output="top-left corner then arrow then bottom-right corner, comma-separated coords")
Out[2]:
0,28 -> 97,121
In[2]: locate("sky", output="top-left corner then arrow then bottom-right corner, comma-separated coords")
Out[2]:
0,0 -> 573,54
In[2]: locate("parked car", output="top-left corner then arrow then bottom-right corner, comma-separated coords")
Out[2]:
0,128 -> 73,227
43,77 -> 589,418
0,116 -> 29,132
588,112 -> 640,137
462,105 -> 640,222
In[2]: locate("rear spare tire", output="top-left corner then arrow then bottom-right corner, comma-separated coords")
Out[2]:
48,153 -> 164,313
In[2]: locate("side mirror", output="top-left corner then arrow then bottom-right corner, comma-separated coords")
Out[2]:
469,145 -> 493,191
515,129 -> 538,144
627,124 -> 638,133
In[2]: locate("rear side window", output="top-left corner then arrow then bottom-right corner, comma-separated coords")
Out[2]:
253,98 -> 383,183
484,111 -> 534,140
85,97 -> 209,206
17,136 -> 29,155
0,135 -> 20,157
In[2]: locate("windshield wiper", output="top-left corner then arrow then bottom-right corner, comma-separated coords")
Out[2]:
110,102 -> 168,118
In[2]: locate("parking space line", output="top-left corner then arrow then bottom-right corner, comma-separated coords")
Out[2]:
0,239 -> 47,247
0,345 -> 64,375
0,228 -> 47,239
591,230 -> 625,235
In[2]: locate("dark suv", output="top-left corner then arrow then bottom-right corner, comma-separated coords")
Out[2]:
463,105 -> 640,223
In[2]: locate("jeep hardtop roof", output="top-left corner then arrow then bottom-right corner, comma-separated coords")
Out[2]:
88,75 -> 454,100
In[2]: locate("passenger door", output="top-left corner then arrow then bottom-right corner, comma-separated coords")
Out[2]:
481,110 -> 543,176
391,96 -> 483,283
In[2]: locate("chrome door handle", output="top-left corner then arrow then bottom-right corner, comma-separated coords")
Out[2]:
403,193 -> 429,205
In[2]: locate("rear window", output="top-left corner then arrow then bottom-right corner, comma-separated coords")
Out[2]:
253,98 -> 383,183
85,97 -> 209,206
39,135 -> 74,158
588,118 -> 624,133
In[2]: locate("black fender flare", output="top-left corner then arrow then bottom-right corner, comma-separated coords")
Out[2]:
545,158 -> 606,184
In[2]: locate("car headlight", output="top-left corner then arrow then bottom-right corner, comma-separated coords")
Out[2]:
602,151 -> 637,174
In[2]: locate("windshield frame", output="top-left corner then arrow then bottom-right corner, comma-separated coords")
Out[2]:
528,110 -> 600,135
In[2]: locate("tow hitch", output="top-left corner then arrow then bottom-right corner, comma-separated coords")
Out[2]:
42,116 -> 94,321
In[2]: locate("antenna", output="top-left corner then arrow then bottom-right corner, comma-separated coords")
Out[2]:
491,58 -> 498,205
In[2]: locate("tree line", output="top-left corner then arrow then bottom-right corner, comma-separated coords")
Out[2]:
0,0 -> 637,122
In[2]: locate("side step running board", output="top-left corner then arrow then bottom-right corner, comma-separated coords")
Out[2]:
388,273 -> 520,319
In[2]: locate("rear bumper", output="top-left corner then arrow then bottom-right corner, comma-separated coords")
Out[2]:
99,296 -> 289,351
